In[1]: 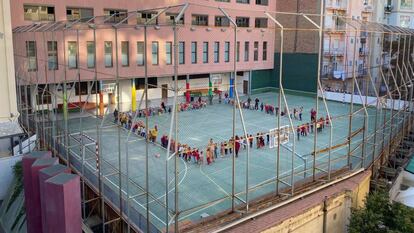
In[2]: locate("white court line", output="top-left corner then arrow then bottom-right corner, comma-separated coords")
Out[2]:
104,176 -> 167,226
147,156 -> 188,205
199,165 -> 231,197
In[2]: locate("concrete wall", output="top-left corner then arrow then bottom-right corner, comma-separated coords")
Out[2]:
0,0 -> 18,122
261,172 -> 371,233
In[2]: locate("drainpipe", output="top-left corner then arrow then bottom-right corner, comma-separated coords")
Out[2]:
323,196 -> 328,233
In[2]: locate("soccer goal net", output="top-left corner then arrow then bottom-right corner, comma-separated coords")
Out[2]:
269,125 -> 290,149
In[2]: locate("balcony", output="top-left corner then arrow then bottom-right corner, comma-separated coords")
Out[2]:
326,24 -> 346,34
326,0 -> 348,11
324,48 -> 345,57
322,70 -> 346,80
359,48 -> 369,56
362,4 -> 373,13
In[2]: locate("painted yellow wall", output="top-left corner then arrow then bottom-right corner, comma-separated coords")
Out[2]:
262,173 -> 371,233
0,0 -> 17,122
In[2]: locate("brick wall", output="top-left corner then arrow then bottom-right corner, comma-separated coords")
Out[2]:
275,0 -> 321,54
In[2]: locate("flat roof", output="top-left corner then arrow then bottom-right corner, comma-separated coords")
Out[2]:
0,121 -> 24,139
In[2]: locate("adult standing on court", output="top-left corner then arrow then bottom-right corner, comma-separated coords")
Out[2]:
255,98 -> 260,110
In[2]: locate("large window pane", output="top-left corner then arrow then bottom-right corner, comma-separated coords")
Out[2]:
263,41 -> 267,61
152,42 -> 159,65
87,41 -> 95,68
104,41 -> 113,68
104,9 -> 127,24
66,7 -> 93,22
121,41 -> 129,67
137,42 -> 144,66
224,42 -> 230,62
26,41 -> 37,71
254,41 -> 259,61
179,42 -> 185,64
203,42 -> 209,63
214,42 -> 220,63
244,42 -> 249,61
68,41 -> 77,69
24,5 -> 55,21
166,42 -> 172,65
47,41 -> 58,70
191,42 -> 197,64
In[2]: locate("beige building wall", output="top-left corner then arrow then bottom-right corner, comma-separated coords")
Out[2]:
0,0 -> 17,122
260,172 -> 371,233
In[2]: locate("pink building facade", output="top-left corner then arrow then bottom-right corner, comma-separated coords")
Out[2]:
12,0 -> 276,110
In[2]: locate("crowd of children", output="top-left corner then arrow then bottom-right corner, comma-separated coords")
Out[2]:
296,115 -> 331,141
114,95 -> 332,167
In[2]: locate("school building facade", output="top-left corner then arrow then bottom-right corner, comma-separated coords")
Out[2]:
11,0 -> 276,112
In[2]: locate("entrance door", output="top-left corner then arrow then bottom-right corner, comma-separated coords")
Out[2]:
162,84 -> 168,99
243,80 -> 249,95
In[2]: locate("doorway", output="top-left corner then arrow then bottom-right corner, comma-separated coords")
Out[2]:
243,80 -> 249,95
162,84 -> 168,99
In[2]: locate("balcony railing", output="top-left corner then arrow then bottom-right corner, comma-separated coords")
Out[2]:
326,24 -> 346,33
326,0 -> 348,11
324,48 -> 345,57
322,70 -> 346,80
362,4 -> 373,13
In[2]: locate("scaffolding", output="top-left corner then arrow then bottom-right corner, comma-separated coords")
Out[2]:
12,3 -> 414,233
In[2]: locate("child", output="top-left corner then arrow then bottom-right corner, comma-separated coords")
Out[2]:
224,141 -> 228,155
220,142 -> 225,156
297,127 -> 300,141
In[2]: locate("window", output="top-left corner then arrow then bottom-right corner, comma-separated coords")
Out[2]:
75,82 -> 88,96
216,0 -> 230,2
236,17 -> 250,27
137,11 -> 158,25
236,42 -> 240,62
166,13 -> 185,25
166,42 -> 172,65
214,42 -> 220,63
179,42 -> 185,64
121,42 -> 129,67
215,16 -> 230,27
137,42 -> 144,66
47,41 -> 58,70
36,85 -> 51,105
68,41 -> 77,69
104,41 -> 113,68
401,0 -> 413,9
203,42 -> 209,63
254,42 -> 259,61
135,78 -> 158,89
191,42 -> 197,64
104,9 -> 127,24
256,0 -> 268,5
90,81 -> 101,94
236,0 -> 250,3
263,42 -> 267,61
244,42 -> 249,61
255,18 -> 268,28
224,42 -> 230,62
152,42 -> 159,65
87,42 -> 95,68
26,41 -> 37,71
66,7 -> 93,22
24,5 -> 55,21
400,16 -> 411,28
192,15 -> 208,26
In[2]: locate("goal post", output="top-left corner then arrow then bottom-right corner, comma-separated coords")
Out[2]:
269,125 -> 290,149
